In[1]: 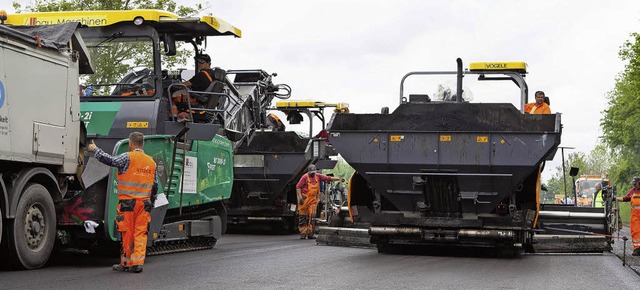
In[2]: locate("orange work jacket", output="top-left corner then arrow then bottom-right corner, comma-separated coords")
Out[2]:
117,151 -> 156,200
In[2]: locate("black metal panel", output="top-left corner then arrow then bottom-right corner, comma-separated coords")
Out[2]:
329,103 -> 557,132
236,131 -> 310,154
328,102 -> 561,220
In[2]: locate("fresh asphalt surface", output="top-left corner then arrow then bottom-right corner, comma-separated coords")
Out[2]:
1,233 -> 639,290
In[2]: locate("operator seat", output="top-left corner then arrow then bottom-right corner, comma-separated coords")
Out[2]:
190,67 -> 228,123
194,67 -> 227,109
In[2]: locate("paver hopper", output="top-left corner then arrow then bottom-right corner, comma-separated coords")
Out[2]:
327,59 -> 561,252
226,101 -> 346,231
228,131 -> 313,230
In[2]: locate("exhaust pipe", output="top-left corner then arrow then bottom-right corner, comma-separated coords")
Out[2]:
456,58 -> 463,102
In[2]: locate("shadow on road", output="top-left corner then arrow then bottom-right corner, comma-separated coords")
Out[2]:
377,244 -> 525,259
46,249 -> 116,268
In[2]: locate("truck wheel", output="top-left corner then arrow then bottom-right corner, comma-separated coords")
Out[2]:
7,183 -> 56,269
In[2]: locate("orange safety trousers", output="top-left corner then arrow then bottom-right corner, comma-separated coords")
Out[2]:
631,207 -> 640,250
298,175 -> 320,236
115,198 -> 152,267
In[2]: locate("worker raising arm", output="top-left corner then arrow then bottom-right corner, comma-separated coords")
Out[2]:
295,164 -> 344,239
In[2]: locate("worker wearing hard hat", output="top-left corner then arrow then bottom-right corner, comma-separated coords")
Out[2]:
524,91 -> 551,114
617,176 -> 640,256
295,164 -> 344,239
88,132 -> 158,272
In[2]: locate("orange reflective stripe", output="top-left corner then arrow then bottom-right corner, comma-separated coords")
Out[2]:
117,151 -> 156,199
202,70 -> 213,82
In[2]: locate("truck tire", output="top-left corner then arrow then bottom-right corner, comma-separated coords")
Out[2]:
6,183 -> 56,269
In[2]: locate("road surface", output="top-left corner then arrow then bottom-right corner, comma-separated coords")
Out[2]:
1,234 -> 639,289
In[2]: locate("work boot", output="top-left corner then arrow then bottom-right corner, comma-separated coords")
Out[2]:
300,234 -> 307,240
307,235 -> 317,240
130,265 -> 143,273
112,264 -> 128,272
633,249 -> 640,256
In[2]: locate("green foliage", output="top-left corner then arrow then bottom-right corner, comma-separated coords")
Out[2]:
13,0 -> 201,90
599,31 -> 640,224
324,156 -> 355,181
13,0 -> 201,15
543,148 -> 610,203
601,31 -> 640,192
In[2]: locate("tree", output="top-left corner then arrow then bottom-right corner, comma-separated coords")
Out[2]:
544,152 -> 587,201
324,156 -> 355,181
13,0 -> 203,93
601,32 -> 640,190
13,0 -> 202,15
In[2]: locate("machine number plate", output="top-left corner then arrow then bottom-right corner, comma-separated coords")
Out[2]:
126,121 -> 149,128
476,136 -> 489,143
440,135 -> 451,142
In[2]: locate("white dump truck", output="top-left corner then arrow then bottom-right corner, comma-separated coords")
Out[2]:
0,19 -> 93,269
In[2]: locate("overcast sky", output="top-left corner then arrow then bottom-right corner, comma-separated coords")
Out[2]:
6,0 -> 640,182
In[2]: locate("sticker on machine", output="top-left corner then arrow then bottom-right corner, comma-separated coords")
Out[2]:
180,156 -> 198,194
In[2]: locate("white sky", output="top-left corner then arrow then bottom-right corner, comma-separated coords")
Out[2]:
6,0 -> 640,182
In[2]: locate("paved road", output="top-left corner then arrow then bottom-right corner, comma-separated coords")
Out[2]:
1,234 -> 639,290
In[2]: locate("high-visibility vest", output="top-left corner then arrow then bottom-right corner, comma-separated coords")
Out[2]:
117,151 -> 156,200
593,189 -> 604,208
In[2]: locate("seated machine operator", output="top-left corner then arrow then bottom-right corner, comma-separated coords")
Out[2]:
172,54 -> 218,122
524,90 -> 551,114
183,54 -> 215,92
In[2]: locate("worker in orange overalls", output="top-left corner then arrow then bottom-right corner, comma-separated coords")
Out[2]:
88,132 -> 158,273
295,164 -> 343,239
524,91 -> 551,114
617,176 -> 640,256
